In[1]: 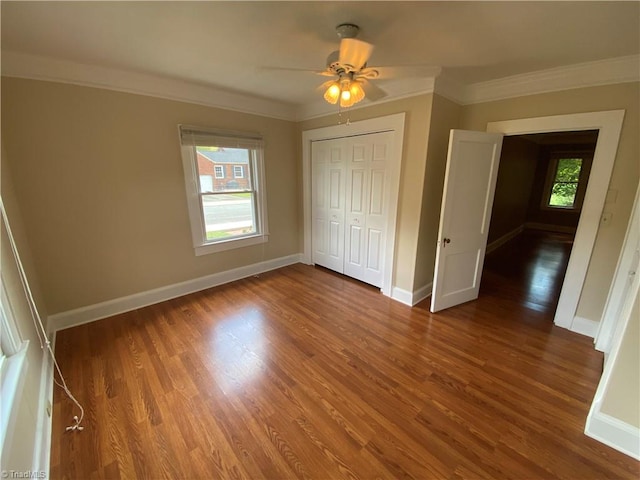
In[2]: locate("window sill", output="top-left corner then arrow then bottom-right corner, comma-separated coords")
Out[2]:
543,205 -> 581,212
195,233 -> 269,256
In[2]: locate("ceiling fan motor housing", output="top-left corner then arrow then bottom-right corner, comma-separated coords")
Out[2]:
325,50 -> 345,74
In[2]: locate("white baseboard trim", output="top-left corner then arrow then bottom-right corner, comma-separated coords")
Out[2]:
48,254 -> 302,332
524,222 -> 577,234
570,316 -> 599,338
391,286 -> 413,306
486,225 -> 525,254
391,283 -> 433,307
585,409 -> 640,460
412,282 -> 433,306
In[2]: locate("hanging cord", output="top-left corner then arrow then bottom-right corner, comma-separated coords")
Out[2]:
0,199 -> 84,432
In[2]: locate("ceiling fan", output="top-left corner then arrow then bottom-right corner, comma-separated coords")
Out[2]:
261,23 -> 440,108
316,23 -> 386,108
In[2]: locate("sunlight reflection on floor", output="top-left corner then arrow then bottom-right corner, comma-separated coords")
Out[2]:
212,308 -> 267,393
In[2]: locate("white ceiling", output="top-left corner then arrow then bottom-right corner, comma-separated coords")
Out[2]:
2,1 -> 639,113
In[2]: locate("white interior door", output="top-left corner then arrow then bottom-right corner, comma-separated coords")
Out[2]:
344,132 -> 393,287
431,130 -> 504,313
312,139 -> 346,273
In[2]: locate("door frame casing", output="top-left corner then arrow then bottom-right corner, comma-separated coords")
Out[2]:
595,182 -> 640,355
487,110 -> 625,332
302,113 -> 406,297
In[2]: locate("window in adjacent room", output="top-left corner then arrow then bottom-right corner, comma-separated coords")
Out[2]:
543,153 -> 590,211
179,125 -> 268,255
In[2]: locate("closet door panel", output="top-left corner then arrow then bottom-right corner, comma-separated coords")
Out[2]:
312,139 -> 346,273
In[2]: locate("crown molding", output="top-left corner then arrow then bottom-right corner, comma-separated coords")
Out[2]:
1,52 -> 298,121
433,74 -> 468,105
3,52 -> 638,122
461,55 -> 640,105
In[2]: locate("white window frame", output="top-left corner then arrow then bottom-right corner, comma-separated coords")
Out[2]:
0,274 -> 30,459
542,150 -> 591,212
179,125 -> 269,256
214,165 -> 224,179
233,165 -> 244,179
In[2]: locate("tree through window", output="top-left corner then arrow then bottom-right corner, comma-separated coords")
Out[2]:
548,157 -> 583,208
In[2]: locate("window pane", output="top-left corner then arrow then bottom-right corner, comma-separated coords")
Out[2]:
554,158 -> 582,182
196,147 -> 252,193
201,193 -> 256,241
550,182 -> 577,207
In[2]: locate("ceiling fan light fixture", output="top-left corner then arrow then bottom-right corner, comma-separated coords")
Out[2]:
349,81 -> 365,104
323,69 -> 368,109
324,82 -> 341,104
340,88 -> 354,108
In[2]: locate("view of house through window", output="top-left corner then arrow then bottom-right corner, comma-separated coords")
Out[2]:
196,146 -> 257,241
548,157 -> 583,208
179,125 -> 267,255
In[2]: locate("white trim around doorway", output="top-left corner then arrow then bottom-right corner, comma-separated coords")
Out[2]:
487,110 -> 625,334
301,113 -> 406,298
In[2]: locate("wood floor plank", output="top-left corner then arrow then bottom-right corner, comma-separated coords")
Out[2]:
50,231 -> 639,479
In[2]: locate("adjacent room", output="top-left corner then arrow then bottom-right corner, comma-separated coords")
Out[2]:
1,2 -> 639,478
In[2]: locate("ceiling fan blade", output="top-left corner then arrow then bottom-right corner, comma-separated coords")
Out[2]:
360,78 -> 387,102
339,38 -> 374,72
371,65 -> 442,80
357,67 -> 380,79
257,66 -> 333,76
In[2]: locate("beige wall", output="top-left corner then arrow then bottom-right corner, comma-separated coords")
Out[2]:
1,149 -> 49,472
413,94 -> 461,290
487,136 -> 539,244
600,289 -> 640,428
299,95 -> 434,293
1,78 -> 299,314
460,82 -> 640,322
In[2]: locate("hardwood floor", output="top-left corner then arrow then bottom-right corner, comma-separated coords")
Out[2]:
483,230 -> 575,314
50,233 -> 639,479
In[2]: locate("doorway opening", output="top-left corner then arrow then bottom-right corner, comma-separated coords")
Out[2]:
485,110 -> 624,335
482,131 -> 598,320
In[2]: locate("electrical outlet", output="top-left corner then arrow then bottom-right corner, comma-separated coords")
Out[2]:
46,400 -> 52,417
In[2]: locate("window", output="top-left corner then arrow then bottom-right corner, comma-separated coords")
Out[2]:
548,157 -> 583,208
543,152 -> 591,211
179,125 -> 268,255
214,165 -> 224,179
0,261 -> 29,456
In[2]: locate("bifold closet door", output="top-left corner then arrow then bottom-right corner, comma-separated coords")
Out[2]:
312,132 -> 393,289
311,138 -> 347,273
344,132 -> 393,288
